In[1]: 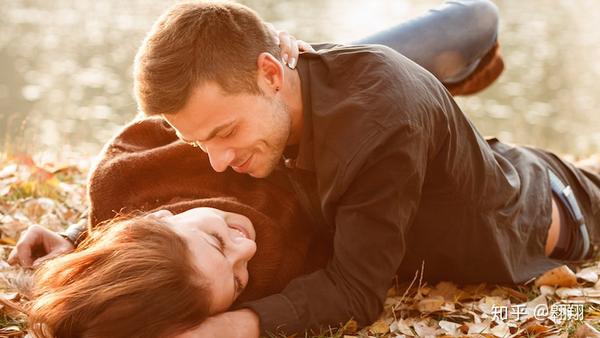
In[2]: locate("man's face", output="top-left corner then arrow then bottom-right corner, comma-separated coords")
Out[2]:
163,81 -> 291,178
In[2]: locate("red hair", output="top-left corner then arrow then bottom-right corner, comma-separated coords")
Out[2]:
27,215 -> 212,338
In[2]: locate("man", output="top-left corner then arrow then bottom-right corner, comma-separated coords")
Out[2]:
130,1 -> 600,337
10,1 -> 600,337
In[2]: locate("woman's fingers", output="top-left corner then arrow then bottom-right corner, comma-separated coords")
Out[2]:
297,40 -> 315,53
8,225 -> 40,267
266,22 -> 311,69
7,224 -> 74,268
277,30 -> 293,67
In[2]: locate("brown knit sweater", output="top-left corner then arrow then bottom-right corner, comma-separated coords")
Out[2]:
86,117 -> 331,303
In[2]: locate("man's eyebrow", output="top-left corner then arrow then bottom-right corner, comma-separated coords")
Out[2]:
179,121 -> 235,143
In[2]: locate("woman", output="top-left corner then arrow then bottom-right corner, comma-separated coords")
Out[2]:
10,1 -> 511,337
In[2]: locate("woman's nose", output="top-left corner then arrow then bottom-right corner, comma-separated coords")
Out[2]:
227,230 -> 257,262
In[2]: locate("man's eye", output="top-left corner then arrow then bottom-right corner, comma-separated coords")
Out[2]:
220,127 -> 236,139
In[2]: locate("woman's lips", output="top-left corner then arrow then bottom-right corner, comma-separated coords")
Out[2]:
229,223 -> 254,241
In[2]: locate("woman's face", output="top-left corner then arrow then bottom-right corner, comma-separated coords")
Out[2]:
151,207 -> 257,313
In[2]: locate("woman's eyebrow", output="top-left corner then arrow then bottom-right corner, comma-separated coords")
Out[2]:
205,235 -> 225,256
205,235 -> 240,299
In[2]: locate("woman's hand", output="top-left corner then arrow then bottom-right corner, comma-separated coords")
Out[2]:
265,22 -> 314,69
7,224 -> 75,268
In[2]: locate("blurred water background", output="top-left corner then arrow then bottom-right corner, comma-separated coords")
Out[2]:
1,0 -> 599,160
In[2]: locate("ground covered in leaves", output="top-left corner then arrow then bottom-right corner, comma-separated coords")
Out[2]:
1,153 -> 600,338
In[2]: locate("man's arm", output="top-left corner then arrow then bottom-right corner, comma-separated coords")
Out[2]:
172,309 -> 259,338
239,123 -> 429,335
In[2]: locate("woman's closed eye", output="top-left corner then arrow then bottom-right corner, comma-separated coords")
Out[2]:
211,233 -> 245,295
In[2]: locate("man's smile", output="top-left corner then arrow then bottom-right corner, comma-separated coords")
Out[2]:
232,154 -> 254,173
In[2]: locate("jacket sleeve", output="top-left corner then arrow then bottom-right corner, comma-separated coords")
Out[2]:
238,123 -> 428,335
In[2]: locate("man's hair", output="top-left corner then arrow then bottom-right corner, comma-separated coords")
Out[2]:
133,1 -> 279,116
27,215 -> 212,338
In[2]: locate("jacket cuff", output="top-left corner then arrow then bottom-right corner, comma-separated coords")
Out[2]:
58,221 -> 87,247
236,294 -> 303,336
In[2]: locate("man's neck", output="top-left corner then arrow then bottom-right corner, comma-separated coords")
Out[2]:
282,67 -> 304,145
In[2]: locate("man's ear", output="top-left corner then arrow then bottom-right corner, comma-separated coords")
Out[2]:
256,52 -> 284,94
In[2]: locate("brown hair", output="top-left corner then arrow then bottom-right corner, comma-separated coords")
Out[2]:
134,1 -> 279,116
27,215 -> 212,338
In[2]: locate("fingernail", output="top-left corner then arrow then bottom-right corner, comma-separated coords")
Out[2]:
282,54 -> 288,64
289,57 -> 296,69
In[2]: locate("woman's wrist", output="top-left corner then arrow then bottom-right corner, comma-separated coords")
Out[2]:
58,220 -> 87,247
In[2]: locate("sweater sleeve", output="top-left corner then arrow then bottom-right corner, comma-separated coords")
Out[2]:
238,123 -> 428,335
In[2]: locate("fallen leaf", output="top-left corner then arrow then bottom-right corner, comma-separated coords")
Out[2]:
467,321 -> 492,334
477,296 -> 510,315
556,287 -> 584,298
429,281 -> 459,302
490,322 -> 510,337
522,322 -> 551,335
574,322 -> 600,338
535,265 -> 578,287
438,320 -> 461,336
539,285 -> 556,296
576,267 -> 599,283
492,286 -> 528,302
390,319 -> 414,336
369,320 -> 389,334
416,295 -> 445,313
413,320 -> 440,337
343,319 -> 358,334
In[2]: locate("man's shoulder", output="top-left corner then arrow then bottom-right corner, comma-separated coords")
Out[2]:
304,43 -> 442,140
309,43 -> 425,75
311,42 -> 403,60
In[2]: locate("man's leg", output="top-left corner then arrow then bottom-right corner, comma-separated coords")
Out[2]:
352,0 -> 502,93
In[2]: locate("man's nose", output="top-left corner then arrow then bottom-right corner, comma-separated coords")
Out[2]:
206,145 -> 235,172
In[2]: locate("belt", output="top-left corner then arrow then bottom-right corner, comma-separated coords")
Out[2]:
548,168 -> 590,260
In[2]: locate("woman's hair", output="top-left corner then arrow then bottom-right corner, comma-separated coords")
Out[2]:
27,214 -> 212,338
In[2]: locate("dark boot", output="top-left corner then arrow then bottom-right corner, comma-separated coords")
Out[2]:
444,41 -> 504,96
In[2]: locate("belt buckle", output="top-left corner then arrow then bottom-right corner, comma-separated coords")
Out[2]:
548,169 -> 590,260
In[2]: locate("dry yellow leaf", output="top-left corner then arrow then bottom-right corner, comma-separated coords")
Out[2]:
535,265 -> 578,287
574,322 -> 600,338
416,295 -> 445,313
368,319 -> 389,334
343,319 -> 358,334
